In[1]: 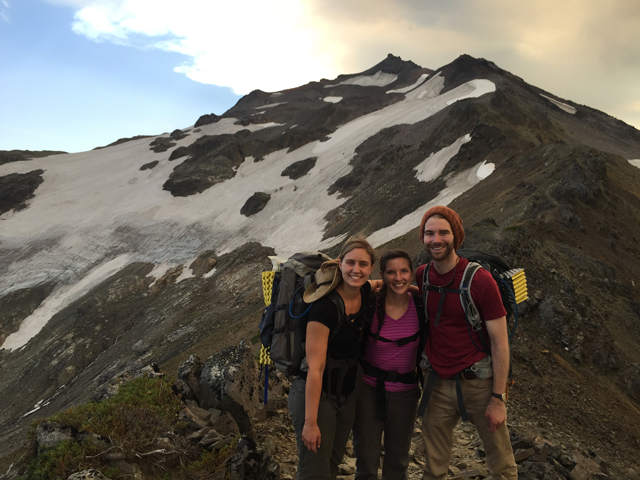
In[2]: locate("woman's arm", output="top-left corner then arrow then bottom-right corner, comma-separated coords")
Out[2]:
302,321 -> 330,453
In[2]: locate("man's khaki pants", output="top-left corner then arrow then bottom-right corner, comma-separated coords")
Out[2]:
420,374 -> 517,480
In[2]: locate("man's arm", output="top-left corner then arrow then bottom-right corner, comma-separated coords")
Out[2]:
484,316 -> 509,433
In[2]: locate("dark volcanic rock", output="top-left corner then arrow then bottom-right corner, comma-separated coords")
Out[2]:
228,435 -> 279,480
281,157 -> 317,179
168,146 -> 189,161
189,250 -> 218,277
240,192 -> 271,217
170,129 -> 188,141
163,132 -> 248,196
149,137 -> 176,153
139,160 -> 159,171
194,113 -> 221,127
0,150 -> 66,165
199,339 -> 259,433
0,169 -> 45,215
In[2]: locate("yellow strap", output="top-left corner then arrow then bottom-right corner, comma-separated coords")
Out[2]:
262,271 -> 275,306
259,345 -> 274,366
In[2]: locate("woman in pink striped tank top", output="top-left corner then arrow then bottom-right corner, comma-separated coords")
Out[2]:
353,249 -> 425,480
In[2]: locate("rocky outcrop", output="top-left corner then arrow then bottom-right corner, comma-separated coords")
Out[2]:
199,340 -> 259,433
195,113 -> 221,127
240,192 -> 271,217
139,160 -> 158,170
149,137 -> 176,153
281,157 -> 317,180
0,169 -> 44,215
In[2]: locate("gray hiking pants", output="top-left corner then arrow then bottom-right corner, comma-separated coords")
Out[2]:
288,377 -> 358,480
353,382 -> 420,480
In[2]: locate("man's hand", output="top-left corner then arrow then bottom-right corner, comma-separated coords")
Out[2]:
485,397 -> 506,433
302,422 -> 321,453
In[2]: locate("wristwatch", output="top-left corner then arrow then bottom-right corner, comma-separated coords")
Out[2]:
491,392 -> 507,403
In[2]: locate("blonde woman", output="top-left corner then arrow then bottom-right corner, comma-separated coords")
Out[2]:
288,237 -> 376,480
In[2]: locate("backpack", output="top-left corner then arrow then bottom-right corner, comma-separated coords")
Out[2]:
421,249 -> 527,354
259,251 -> 334,376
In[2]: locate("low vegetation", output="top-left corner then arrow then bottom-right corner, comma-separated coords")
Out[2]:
16,375 -> 237,480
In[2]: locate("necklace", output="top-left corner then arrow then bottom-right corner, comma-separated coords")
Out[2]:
429,257 -> 460,288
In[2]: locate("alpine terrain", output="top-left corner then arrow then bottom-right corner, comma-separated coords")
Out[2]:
1,54 -> 640,479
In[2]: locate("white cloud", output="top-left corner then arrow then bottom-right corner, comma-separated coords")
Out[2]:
53,0 -> 640,129
1,0 -> 10,22
67,0 -> 341,94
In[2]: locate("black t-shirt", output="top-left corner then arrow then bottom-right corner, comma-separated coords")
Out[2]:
303,282 -> 371,395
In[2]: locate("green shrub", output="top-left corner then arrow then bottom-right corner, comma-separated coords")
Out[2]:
51,375 -> 183,452
22,440 -> 99,480
185,437 -> 239,480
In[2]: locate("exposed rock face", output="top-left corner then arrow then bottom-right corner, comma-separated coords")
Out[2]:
199,339 -> 259,433
0,169 -> 44,215
149,137 -> 176,153
168,146 -> 189,161
240,192 -> 271,217
281,157 -> 317,180
162,132 -> 248,196
0,150 -> 66,165
195,113 -> 221,127
139,160 -> 158,171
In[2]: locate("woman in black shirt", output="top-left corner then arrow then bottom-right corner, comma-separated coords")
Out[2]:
288,236 -> 376,480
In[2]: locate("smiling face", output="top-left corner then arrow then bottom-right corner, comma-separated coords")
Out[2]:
382,257 -> 413,296
422,215 -> 455,262
339,247 -> 374,290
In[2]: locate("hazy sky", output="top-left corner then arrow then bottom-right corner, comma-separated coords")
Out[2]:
1,0 -> 639,153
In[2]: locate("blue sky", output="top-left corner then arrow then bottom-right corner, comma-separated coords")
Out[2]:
0,0 -> 240,152
1,0 -> 639,153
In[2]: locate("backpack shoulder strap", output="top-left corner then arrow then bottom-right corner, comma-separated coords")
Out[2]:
459,261 -> 482,328
421,263 -> 431,321
325,290 -> 347,342
459,261 -> 491,354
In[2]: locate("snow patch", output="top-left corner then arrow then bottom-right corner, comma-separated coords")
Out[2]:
368,160 -> 497,248
328,70 -> 398,88
540,94 -> 576,114
628,159 -> 640,168
387,73 -> 429,94
415,134 -> 471,183
1,255 -> 131,351
323,97 -> 342,103
446,80 -> 496,105
255,102 -> 285,109
476,161 -> 495,179
204,267 -> 217,279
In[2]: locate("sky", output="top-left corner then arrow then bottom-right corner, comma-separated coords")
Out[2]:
1,0 -> 639,153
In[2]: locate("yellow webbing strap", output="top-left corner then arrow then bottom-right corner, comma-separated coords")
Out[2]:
259,345 -> 274,366
262,271 -> 275,306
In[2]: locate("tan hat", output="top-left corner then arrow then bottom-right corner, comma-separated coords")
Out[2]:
303,265 -> 341,303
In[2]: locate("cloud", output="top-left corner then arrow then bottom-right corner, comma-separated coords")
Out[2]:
1,0 -> 10,22
54,0 -> 640,128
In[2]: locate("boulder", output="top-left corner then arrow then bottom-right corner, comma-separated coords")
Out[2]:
199,339 -> 259,433
175,354 -> 204,403
35,421 -> 77,452
227,435 -> 279,480
210,409 -> 240,435
68,469 -> 110,480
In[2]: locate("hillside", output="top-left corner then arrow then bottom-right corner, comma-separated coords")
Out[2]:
1,53 -> 640,478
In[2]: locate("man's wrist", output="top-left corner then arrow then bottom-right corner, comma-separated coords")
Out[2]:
491,392 -> 507,403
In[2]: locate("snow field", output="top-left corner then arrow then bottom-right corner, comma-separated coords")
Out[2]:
0,73 -> 498,351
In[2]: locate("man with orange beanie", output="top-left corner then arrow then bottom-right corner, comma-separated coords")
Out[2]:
415,206 -> 517,480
